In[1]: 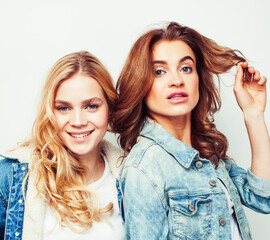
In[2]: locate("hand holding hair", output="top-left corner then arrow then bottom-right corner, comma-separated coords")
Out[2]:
234,61 -> 267,115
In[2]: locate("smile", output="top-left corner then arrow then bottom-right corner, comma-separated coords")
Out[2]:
67,130 -> 94,138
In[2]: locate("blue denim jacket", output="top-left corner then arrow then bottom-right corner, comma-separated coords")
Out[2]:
0,140 -> 123,240
0,157 -> 28,240
118,119 -> 270,240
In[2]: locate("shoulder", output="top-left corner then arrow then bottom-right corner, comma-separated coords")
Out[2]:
1,146 -> 33,164
0,156 -> 20,174
121,136 -> 173,188
124,136 -> 170,168
222,159 -> 232,172
0,147 -> 32,197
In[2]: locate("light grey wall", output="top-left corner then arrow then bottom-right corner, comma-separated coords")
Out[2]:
0,0 -> 269,238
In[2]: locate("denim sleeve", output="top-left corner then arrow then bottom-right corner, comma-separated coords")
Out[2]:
121,166 -> 169,240
0,189 -> 6,240
0,157 -> 17,240
227,160 -> 270,214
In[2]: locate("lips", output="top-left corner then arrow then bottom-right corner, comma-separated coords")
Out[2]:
67,130 -> 94,138
167,92 -> 188,99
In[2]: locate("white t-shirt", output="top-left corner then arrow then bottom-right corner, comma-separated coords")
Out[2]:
217,179 -> 242,240
42,158 -> 125,240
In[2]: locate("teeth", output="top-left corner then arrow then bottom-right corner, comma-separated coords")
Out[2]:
70,132 -> 91,138
171,95 -> 183,99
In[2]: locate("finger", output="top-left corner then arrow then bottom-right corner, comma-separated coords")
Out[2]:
239,61 -> 248,68
234,63 -> 244,90
253,70 -> 261,81
257,76 -> 267,86
248,66 -> 255,74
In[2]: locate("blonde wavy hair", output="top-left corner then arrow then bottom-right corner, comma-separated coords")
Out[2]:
22,51 -> 117,231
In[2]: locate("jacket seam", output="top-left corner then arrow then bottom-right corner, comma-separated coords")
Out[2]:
124,165 -> 167,209
0,191 -> 7,208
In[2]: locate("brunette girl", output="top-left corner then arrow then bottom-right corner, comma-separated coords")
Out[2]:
0,51 -> 125,240
114,22 -> 270,239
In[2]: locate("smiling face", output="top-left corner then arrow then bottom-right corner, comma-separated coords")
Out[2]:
145,40 -> 199,124
54,74 -> 109,161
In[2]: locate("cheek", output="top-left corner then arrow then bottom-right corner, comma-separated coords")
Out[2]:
92,109 -> 109,129
145,83 -> 161,108
54,113 -> 66,130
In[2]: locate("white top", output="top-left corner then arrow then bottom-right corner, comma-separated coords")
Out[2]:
42,158 -> 125,240
217,179 -> 242,240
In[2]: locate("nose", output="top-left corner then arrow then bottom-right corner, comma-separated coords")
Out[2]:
70,109 -> 87,127
169,72 -> 184,87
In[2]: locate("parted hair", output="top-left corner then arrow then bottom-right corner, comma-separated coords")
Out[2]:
113,22 -> 246,164
23,51 -> 117,231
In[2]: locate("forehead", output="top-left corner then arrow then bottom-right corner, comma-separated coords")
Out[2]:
55,74 -> 105,100
152,40 -> 196,63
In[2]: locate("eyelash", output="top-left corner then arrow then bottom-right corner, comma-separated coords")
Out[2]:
55,104 -> 99,112
181,66 -> 192,73
155,66 -> 193,76
86,104 -> 99,110
57,106 -> 70,111
155,69 -> 166,76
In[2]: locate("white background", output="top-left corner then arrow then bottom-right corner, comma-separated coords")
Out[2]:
0,0 -> 269,238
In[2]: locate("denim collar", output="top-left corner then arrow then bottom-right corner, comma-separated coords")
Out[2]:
141,118 -> 199,168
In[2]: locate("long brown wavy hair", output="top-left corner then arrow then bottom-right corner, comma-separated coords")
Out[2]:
23,51 -> 117,231
113,22 -> 246,164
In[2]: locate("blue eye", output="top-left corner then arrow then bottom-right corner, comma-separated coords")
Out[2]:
181,66 -> 192,73
86,104 -> 98,110
57,106 -> 69,111
155,69 -> 166,76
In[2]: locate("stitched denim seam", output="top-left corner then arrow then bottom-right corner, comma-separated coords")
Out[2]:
125,165 -> 167,209
0,191 -> 7,207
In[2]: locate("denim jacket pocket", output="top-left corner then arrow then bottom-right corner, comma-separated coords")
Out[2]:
169,193 -> 211,240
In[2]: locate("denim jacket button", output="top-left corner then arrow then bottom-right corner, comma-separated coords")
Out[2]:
21,166 -> 26,171
195,161 -> 203,169
219,218 -> 226,226
188,204 -> 195,212
209,180 -> 216,187
15,232 -> 19,236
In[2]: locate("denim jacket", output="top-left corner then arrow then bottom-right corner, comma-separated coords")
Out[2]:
0,157 -> 28,240
118,119 -> 270,240
0,140 -> 123,240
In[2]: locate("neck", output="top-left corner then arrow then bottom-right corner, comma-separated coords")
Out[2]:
152,114 -> 192,146
77,145 -> 105,184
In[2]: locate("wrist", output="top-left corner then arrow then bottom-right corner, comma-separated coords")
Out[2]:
243,110 -> 265,123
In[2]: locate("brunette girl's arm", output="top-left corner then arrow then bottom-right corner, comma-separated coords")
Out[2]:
234,62 -> 270,179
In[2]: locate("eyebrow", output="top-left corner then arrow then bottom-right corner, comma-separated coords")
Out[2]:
54,99 -> 71,105
152,56 -> 195,65
82,98 -> 103,105
54,97 -> 103,105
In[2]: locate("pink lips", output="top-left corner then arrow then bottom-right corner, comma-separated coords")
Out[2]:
167,92 -> 188,103
67,130 -> 94,142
